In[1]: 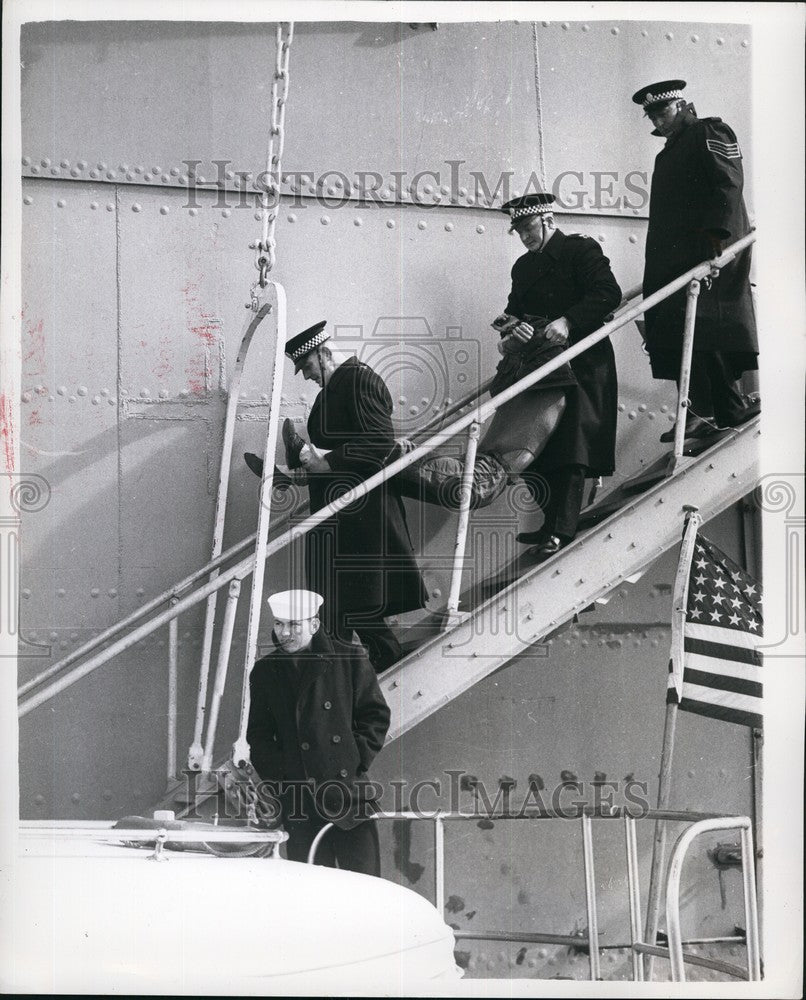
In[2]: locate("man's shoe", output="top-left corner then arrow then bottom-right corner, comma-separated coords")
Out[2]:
721,398 -> 761,428
516,528 -> 550,546
282,417 -> 306,470
243,453 -> 295,490
659,415 -> 721,443
527,534 -> 567,561
244,452 -> 264,478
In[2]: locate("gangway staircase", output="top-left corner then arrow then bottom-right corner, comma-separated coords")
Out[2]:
152,414 -> 759,819
379,417 -> 759,742
17,233 -> 761,820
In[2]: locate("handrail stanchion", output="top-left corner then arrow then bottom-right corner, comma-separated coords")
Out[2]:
166,598 -> 179,782
443,422 -> 481,629
434,813 -> 446,914
581,813 -> 601,980
624,815 -> 645,981
201,579 -> 242,773
307,821 -> 335,864
740,823 -> 762,980
188,292 -> 275,772
668,279 -> 702,475
232,282 -> 288,766
665,816 -> 760,982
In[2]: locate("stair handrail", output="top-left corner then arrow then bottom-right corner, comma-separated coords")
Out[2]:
17,234 -> 754,716
18,282 -> 644,699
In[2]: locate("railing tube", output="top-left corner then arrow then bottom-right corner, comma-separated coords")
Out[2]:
201,579 -> 242,772
624,815 -> 645,981
670,279 -> 702,471
166,598 -> 179,782
665,816 -> 760,982
581,813 -> 601,981
434,813 -> 446,914
444,422 -> 480,627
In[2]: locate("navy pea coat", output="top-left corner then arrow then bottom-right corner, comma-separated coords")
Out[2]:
247,629 -> 391,831
643,112 -> 758,378
305,357 -> 427,624
502,229 -> 622,477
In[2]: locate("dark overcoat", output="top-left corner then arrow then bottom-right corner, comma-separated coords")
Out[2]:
305,357 -> 427,623
503,229 -> 622,477
247,629 -> 391,831
643,112 -> 758,378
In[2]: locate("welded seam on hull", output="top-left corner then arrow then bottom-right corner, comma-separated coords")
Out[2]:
114,185 -> 123,594
531,22 -> 548,192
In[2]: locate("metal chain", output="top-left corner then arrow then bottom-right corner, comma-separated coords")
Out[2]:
254,22 -> 294,289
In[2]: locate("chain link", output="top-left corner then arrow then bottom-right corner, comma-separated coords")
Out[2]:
254,22 -> 294,288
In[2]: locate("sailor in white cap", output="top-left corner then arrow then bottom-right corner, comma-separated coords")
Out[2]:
267,589 -> 323,655
246,589 -> 391,875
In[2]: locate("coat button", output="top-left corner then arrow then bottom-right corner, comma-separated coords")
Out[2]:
300,742 -> 310,751
323,701 -> 331,709
339,769 -> 348,778
331,734 -> 341,744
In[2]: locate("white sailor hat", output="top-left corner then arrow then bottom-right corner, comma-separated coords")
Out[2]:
632,79 -> 687,111
267,589 -> 324,621
285,321 -> 331,372
501,193 -> 556,226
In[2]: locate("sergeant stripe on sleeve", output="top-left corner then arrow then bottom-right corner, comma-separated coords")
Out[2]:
706,138 -> 741,159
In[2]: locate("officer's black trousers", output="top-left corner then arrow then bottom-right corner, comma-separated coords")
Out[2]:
678,350 -> 750,427
284,811 -> 381,877
521,464 -> 588,541
335,610 -> 401,675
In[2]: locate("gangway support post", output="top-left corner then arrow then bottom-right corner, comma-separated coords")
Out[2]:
668,279 -> 702,476
443,421 -> 481,630
232,281 -> 288,766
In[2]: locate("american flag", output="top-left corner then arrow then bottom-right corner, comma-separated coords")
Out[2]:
667,532 -> 763,729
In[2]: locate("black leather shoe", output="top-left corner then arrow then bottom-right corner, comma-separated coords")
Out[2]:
244,452 -> 264,478
282,417 -> 306,470
243,453 -> 294,491
528,534 -> 566,561
721,398 -> 761,428
659,415 -> 721,443
516,528 -> 550,545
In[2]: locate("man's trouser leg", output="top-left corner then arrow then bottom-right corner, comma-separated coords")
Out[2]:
521,464 -> 588,542
705,352 -> 752,426
351,615 -> 402,673
328,820 -> 381,877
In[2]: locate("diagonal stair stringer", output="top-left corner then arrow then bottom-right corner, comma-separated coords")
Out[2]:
379,420 -> 761,743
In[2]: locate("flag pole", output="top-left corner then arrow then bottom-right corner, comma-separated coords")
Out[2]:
643,504 -> 702,979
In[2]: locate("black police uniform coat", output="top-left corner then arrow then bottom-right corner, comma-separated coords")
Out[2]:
305,357 -> 427,624
247,629 -> 391,831
643,112 -> 758,379
503,229 -> 622,477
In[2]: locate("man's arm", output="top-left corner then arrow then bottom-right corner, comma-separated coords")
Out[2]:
698,119 -> 746,250
563,239 -> 623,339
246,667 -> 282,780
324,366 -> 396,476
350,647 -> 391,772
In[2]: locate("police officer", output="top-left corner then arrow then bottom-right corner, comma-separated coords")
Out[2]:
280,322 -> 427,673
632,79 -> 759,441
497,193 -> 621,559
246,589 -> 391,876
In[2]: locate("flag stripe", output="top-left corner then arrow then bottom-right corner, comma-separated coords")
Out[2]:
683,652 -> 762,684
684,636 -> 761,666
667,692 -> 763,729
682,667 -> 762,698
686,622 -> 762,648
679,679 -> 763,715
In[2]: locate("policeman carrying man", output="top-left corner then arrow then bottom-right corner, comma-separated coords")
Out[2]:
247,589 -> 390,876
632,79 -> 759,441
